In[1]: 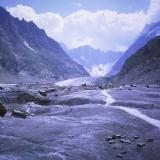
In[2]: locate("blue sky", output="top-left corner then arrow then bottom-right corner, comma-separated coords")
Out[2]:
0,0 -> 150,16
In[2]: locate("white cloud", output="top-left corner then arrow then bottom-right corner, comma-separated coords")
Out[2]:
147,0 -> 160,23
7,5 -> 64,37
8,5 -> 37,21
7,0 -> 160,51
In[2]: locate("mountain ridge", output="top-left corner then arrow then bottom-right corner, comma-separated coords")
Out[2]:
108,21 -> 160,76
0,7 -> 89,83
111,36 -> 160,86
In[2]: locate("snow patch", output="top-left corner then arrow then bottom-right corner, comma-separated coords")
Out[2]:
115,106 -> 160,128
156,33 -> 160,36
55,77 -> 98,87
88,64 -> 111,77
101,90 -> 116,106
80,55 -> 88,63
24,41 -> 37,53
102,90 -> 160,128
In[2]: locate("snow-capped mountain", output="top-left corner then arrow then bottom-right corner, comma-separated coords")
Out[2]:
62,45 -> 123,77
108,21 -> 160,76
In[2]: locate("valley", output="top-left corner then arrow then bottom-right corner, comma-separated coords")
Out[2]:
0,78 -> 160,160
0,3 -> 160,160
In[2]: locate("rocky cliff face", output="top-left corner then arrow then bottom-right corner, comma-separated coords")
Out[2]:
111,36 -> 160,86
0,7 -> 89,82
108,21 -> 160,76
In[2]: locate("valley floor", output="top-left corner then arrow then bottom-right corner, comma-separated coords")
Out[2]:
0,79 -> 160,160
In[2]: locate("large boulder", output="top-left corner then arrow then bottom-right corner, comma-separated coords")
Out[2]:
16,93 -> 51,105
0,102 -> 7,117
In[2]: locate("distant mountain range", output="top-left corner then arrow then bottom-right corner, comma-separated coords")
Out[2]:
0,7 -> 89,83
62,44 -> 123,76
108,21 -> 160,76
111,36 -> 160,85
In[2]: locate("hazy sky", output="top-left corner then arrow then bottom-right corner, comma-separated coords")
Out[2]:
1,0 -> 160,51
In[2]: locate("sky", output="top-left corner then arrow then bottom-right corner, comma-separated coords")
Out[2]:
1,0 -> 160,51
0,0 -> 150,15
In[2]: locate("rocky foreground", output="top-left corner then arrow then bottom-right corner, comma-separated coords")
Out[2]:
0,80 -> 160,160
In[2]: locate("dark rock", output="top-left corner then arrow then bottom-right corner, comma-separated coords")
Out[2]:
120,151 -> 127,154
109,140 -> 116,144
105,137 -> 112,141
81,84 -> 87,87
112,135 -> 117,139
55,94 -> 58,97
16,92 -> 51,105
146,85 -> 150,88
37,99 -> 51,105
137,143 -> 145,147
121,135 -> 126,139
106,134 -> 122,141
12,110 -> 27,119
0,102 -> 7,117
116,154 -> 123,159
0,87 -> 3,90
98,86 -> 104,90
130,84 -> 136,87
16,93 -> 39,104
115,134 -> 122,139
38,91 -> 47,97
133,136 -> 139,139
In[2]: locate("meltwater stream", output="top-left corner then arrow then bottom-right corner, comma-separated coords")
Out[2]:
102,90 -> 160,129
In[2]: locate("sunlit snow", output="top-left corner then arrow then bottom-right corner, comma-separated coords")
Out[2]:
24,41 -> 37,53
